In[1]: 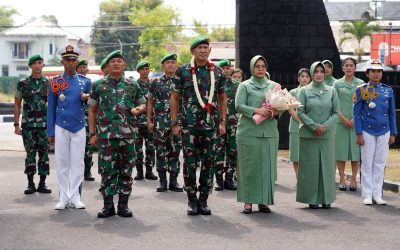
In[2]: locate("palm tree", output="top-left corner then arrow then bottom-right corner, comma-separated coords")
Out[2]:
339,20 -> 381,62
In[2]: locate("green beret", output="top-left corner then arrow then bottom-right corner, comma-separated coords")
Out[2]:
217,59 -> 231,67
161,53 -> 177,64
136,60 -> 150,71
100,58 -> 107,70
76,60 -> 88,68
190,36 -> 210,49
105,50 -> 125,65
28,54 -> 43,66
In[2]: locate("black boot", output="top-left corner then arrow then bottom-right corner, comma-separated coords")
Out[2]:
156,171 -> 168,192
145,165 -> 158,180
24,175 -> 36,194
84,172 -> 95,181
98,195 -> 116,218
169,172 -> 183,192
117,194 -> 133,217
37,175 -> 52,193
214,173 -> 224,191
187,192 -> 199,216
134,164 -> 144,180
198,193 -> 212,215
224,173 -> 237,190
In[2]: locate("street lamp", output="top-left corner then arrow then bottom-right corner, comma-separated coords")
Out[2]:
389,22 -> 392,66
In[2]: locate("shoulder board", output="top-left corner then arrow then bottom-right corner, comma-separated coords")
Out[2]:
356,83 -> 367,89
381,83 -> 392,88
78,74 -> 90,80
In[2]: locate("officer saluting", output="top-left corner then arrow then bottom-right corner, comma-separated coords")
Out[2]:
47,45 -> 91,210
353,59 -> 397,205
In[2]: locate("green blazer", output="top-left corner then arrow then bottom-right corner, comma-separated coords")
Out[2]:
297,81 -> 340,139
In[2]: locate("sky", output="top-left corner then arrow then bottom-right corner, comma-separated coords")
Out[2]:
1,0 -> 236,40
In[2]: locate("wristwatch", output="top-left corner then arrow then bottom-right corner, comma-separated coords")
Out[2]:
170,120 -> 178,128
90,133 -> 96,137
14,122 -> 19,127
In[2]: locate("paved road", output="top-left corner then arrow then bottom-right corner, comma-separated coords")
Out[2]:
1,123 -> 399,249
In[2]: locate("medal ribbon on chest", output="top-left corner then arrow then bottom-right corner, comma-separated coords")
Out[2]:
360,85 -> 379,109
50,77 -> 70,102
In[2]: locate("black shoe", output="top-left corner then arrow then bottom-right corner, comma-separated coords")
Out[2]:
24,182 -> 36,194
169,172 -> 183,192
258,204 -> 271,213
156,171 -> 168,192
84,173 -> 95,181
214,173 -> 224,191
309,204 -> 319,209
117,194 -> 133,217
97,195 -> 116,218
145,165 -> 158,180
134,165 -> 144,180
187,193 -> 199,215
322,204 -> 331,209
349,186 -> 357,192
224,174 -> 237,190
37,183 -> 52,193
198,193 -> 211,215
243,205 -> 252,214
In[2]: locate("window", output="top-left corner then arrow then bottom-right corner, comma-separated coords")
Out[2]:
13,43 -> 29,59
49,43 -> 53,55
2,65 -> 9,76
17,66 -> 29,71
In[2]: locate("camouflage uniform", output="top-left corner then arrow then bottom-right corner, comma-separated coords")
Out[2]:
83,95 -> 94,177
215,79 -> 239,176
134,79 -> 155,172
89,75 -> 146,196
15,76 -> 49,176
148,74 -> 181,173
173,64 -> 226,194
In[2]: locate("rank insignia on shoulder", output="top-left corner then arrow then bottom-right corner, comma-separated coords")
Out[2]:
352,92 -> 358,103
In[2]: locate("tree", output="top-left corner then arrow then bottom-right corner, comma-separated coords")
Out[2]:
129,3 -> 182,71
0,5 -> 18,32
192,19 -> 208,37
46,56 -> 62,66
41,15 -> 58,25
210,26 -> 235,42
339,20 -> 381,62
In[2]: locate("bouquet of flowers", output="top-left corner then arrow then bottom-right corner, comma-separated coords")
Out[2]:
253,84 -> 302,125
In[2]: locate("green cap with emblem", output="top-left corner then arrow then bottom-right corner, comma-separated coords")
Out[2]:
136,60 -> 150,71
161,53 -> 177,64
217,59 -> 231,67
76,59 -> 88,68
105,50 -> 125,65
100,57 -> 107,70
190,36 -> 210,49
28,54 -> 44,66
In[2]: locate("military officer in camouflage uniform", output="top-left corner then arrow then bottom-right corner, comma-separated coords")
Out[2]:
171,36 -> 227,215
214,59 -> 238,191
133,61 -> 157,181
76,60 -> 95,181
147,53 -> 183,192
88,50 -> 146,218
14,54 -> 51,194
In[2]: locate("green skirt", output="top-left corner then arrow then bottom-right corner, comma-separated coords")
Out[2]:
289,133 -> 299,162
236,136 -> 278,205
335,123 -> 360,161
296,138 -> 336,205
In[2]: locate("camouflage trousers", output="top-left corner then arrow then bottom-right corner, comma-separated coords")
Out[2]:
22,127 -> 49,176
215,127 -> 237,176
84,122 -> 93,174
134,126 -> 155,168
98,138 -> 135,196
153,128 -> 181,173
181,128 -> 220,194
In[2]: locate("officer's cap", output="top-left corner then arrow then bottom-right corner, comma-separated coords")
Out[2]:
161,53 -> 177,64
366,59 -> 384,71
60,45 -> 79,59
190,36 -> 210,49
136,60 -> 150,71
217,59 -> 231,67
28,54 -> 43,66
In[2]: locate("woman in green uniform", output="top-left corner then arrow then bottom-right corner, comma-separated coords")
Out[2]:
296,61 -> 340,209
333,58 -> 363,191
322,60 -> 336,87
235,55 -> 279,214
288,68 -> 311,179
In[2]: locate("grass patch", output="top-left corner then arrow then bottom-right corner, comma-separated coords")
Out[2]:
0,92 -> 14,103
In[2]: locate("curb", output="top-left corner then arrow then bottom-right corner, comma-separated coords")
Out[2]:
0,115 -> 13,123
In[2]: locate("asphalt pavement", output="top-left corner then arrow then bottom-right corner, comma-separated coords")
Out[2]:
1,123 -> 399,250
